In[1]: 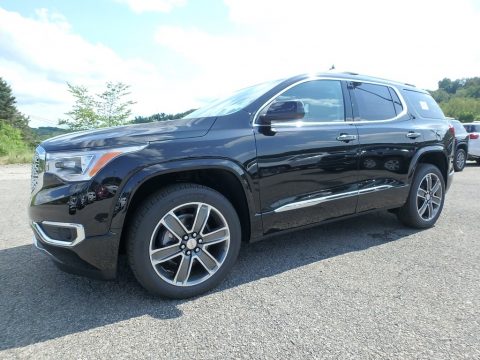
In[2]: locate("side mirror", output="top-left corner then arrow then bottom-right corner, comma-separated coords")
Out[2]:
259,100 -> 305,124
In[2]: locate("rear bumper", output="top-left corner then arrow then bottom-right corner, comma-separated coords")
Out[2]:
32,225 -> 120,280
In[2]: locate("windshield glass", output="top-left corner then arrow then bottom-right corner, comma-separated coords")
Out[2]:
184,79 -> 283,118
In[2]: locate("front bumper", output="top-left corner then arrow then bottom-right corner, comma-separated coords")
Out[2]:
32,223 -> 120,280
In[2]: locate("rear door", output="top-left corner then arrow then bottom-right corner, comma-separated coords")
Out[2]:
348,81 -> 416,212
254,79 -> 359,234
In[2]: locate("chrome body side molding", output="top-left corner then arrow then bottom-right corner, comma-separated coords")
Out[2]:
273,185 -> 396,213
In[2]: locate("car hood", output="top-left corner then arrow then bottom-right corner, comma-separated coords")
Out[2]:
40,117 -> 216,152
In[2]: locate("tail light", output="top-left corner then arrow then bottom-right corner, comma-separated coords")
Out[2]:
469,132 -> 479,140
448,124 -> 455,137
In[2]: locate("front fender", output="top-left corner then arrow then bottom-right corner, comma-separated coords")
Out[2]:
109,158 -> 259,235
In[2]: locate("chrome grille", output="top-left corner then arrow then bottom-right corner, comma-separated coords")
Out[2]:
31,146 -> 46,192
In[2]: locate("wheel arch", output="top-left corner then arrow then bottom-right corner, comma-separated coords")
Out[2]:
408,146 -> 449,185
456,143 -> 468,153
111,159 -> 259,255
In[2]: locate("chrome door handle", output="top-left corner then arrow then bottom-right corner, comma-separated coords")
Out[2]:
406,131 -> 421,139
336,134 -> 357,142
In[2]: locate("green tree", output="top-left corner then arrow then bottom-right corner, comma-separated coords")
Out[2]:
59,82 -> 136,130
441,97 -> 480,121
0,122 -> 29,156
438,78 -> 462,94
0,77 -> 37,146
97,82 -> 135,127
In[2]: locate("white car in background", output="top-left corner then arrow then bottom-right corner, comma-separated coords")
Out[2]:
464,122 -> 480,164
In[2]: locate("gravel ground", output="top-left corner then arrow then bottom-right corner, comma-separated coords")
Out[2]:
0,163 -> 479,359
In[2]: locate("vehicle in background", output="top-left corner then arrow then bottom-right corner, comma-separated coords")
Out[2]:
463,122 -> 480,165
448,119 -> 469,171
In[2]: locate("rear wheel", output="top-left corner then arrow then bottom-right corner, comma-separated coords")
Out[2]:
397,163 -> 445,229
127,183 -> 241,298
454,149 -> 466,172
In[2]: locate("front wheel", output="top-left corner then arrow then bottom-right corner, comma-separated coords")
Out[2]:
127,184 -> 241,298
397,163 -> 445,229
453,149 -> 466,172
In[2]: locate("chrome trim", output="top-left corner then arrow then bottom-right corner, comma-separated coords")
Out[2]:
273,185 -> 394,213
32,235 -> 55,257
31,145 -> 46,192
253,76 -> 409,127
32,221 -> 86,247
358,185 -> 394,194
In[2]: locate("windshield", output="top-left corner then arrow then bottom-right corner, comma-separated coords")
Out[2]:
184,79 -> 283,118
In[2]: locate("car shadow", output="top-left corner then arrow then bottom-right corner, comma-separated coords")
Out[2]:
0,211 -> 419,350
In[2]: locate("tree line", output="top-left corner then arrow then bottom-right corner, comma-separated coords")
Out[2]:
2,74 -> 480,162
430,77 -> 480,121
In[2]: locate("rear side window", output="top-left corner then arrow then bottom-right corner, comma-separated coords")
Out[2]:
352,83 -> 396,121
404,90 -> 445,119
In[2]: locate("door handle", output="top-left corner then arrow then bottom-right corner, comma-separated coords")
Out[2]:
336,133 -> 357,142
406,131 -> 421,139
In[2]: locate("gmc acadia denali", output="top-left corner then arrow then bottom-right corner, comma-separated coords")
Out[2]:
29,72 -> 455,298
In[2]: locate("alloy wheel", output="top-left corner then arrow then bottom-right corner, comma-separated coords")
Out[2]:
416,173 -> 443,221
149,202 -> 230,287
456,151 -> 465,169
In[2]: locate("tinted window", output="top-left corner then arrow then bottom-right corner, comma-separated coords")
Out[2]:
404,90 -> 445,119
272,80 -> 345,122
353,83 -> 396,120
388,87 -> 404,115
464,124 -> 480,133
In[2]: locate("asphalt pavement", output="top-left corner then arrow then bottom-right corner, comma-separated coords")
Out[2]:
0,164 -> 479,359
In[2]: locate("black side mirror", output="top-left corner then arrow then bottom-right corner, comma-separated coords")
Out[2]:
259,100 -> 305,124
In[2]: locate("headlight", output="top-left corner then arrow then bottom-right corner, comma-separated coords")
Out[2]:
45,145 -> 146,182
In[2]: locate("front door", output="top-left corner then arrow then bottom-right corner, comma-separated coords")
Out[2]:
254,79 -> 359,234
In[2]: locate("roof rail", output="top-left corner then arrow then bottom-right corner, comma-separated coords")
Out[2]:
342,71 -> 359,75
404,83 -> 416,87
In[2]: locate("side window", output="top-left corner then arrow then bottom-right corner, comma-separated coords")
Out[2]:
403,90 -> 445,119
352,83 -> 396,121
388,87 -> 404,115
272,80 -> 345,122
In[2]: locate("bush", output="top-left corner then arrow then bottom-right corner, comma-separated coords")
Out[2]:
0,121 -> 32,163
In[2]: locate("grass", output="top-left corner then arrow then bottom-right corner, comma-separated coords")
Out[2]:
0,149 -> 33,165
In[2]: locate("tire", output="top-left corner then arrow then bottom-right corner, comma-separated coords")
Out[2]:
127,183 -> 241,298
453,149 -> 466,172
397,163 -> 445,229
477,159 -> 480,165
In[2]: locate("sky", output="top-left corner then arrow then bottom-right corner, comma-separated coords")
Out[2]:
0,0 -> 479,128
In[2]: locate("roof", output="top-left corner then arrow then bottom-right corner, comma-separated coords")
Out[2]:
287,71 -> 418,90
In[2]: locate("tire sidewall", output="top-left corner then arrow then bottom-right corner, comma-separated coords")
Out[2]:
454,149 -> 466,172
404,164 -> 445,228
129,185 -> 241,298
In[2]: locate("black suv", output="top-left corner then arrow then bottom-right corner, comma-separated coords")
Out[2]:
29,73 -> 454,298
